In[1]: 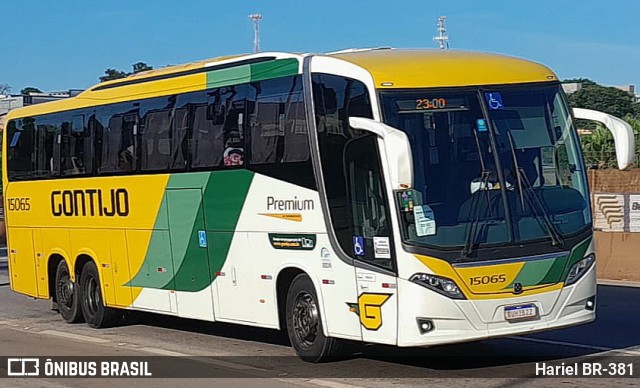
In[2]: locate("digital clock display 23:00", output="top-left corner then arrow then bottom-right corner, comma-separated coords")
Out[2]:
395,97 -> 468,112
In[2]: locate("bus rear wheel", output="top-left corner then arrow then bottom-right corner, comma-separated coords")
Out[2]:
285,274 -> 343,362
54,260 -> 83,323
79,261 -> 119,328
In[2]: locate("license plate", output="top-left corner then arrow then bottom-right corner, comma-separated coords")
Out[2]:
504,304 -> 538,322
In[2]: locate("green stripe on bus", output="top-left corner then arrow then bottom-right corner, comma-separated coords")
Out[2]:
206,66 -> 251,89
560,237 -> 592,281
203,170 -> 254,285
170,170 -> 254,292
249,58 -> 299,82
205,58 -> 299,89
506,257 -> 562,288
128,170 -> 254,292
537,256 -> 568,285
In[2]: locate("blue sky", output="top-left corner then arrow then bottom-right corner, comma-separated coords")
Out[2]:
1,0 -> 638,92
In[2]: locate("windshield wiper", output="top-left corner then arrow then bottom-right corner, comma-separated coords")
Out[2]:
461,171 -> 493,258
462,129 -> 494,258
507,132 -> 565,248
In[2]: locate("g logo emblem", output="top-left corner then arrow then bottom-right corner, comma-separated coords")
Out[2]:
347,293 -> 392,330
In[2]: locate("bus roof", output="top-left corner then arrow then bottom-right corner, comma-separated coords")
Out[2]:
6,49 -> 558,119
328,48 -> 558,89
5,52 -> 282,119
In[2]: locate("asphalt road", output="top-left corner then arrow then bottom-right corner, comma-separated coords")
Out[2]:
0,255 -> 638,387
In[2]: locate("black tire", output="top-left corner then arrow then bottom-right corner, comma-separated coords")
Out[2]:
285,274 -> 343,362
54,260 -> 84,323
79,261 -> 119,328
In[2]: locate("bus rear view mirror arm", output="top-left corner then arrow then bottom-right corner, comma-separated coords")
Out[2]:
349,116 -> 414,189
573,108 -> 635,170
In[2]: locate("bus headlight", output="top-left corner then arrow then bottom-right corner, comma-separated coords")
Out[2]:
565,254 -> 595,286
410,273 -> 466,299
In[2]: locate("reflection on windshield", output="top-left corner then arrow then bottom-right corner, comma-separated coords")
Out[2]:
381,85 -> 590,254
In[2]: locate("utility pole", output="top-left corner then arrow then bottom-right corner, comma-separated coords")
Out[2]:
248,13 -> 262,53
433,16 -> 449,49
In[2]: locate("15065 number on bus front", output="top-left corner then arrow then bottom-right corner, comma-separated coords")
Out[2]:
469,274 -> 507,286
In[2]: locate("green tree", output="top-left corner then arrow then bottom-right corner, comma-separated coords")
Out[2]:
132,62 -> 153,74
568,83 -> 634,118
563,78 -> 597,87
623,115 -> 640,167
99,62 -> 153,82
20,87 -> 42,95
99,68 -> 128,82
579,125 -> 617,169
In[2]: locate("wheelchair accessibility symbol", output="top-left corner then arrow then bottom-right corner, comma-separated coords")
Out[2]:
353,236 -> 365,256
484,92 -> 504,110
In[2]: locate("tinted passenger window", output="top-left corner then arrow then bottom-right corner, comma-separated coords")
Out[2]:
61,114 -> 92,176
140,96 -> 176,171
5,74 -> 314,185
34,115 -> 59,178
248,76 -> 308,164
96,103 -> 138,173
6,119 -> 35,180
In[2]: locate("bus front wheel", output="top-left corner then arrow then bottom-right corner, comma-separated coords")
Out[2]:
285,274 -> 343,362
79,261 -> 119,328
54,260 -> 83,323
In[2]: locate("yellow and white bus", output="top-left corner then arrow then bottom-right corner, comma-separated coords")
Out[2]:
3,49 -> 630,362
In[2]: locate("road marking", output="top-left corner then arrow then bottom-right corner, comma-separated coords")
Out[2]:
510,336 -> 640,355
305,379 -> 364,388
137,347 -> 188,356
192,357 -> 267,371
40,330 -> 111,344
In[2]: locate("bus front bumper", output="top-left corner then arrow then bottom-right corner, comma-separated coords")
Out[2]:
397,265 -> 596,347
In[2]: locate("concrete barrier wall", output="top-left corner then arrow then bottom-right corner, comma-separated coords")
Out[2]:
590,169 -> 640,282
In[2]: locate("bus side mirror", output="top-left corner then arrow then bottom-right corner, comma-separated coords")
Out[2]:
573,108 -> 635,170
348,117 -> 413,189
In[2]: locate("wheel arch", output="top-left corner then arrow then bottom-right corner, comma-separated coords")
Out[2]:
47,253 -> 67,302
74,253 -> 96,281
275,264 -> 329,336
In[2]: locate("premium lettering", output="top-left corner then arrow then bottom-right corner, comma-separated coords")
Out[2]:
51,189 -> 129,217
267,196 -> 314,211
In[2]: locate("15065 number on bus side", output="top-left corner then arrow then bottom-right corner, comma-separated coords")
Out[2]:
7,197 -> 31,211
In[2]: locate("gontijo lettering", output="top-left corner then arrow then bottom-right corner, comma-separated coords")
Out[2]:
51,189 -> 130,217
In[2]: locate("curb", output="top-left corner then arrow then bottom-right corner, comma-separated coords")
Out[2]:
598,279 -> 640,288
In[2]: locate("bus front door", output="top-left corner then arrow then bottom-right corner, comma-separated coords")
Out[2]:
344,134 -> 399,346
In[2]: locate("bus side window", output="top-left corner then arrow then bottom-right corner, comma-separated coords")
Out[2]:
6,119 -> 35,181
139,96 -> 175,171
60,114 -> 91,176
96,103 -> 138,174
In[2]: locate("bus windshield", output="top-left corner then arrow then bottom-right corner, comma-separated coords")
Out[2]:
381,84 -> 590,257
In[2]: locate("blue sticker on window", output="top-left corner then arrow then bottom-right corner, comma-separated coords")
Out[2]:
484,92 -> 504,110
476,119 -> 487,132
353,236 -> 365,256
9,132 -> 21,147
198,230 -> 207,248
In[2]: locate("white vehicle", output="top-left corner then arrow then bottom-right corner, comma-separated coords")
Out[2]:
4,48 -> 633,362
